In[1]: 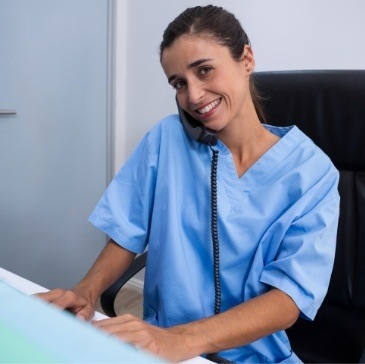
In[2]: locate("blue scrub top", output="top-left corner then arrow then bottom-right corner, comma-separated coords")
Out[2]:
89,115 -> 340,363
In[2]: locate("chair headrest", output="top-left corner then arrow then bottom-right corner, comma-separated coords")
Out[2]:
254,70 -> 365,171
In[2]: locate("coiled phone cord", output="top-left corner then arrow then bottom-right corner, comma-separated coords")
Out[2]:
210,147 -> 221,315
206,147 -> 233,364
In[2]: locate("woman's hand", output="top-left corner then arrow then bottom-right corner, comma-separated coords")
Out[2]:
93,314 -> 193,362
36,241 -> 136,321
36,287 -> 95,321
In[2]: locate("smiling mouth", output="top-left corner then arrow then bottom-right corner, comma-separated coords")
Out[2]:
196,98 -> 221,114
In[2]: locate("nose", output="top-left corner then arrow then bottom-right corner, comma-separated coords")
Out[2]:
187,79 -> 204,105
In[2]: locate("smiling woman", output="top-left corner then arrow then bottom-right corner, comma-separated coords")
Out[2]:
159,6 -> 280,179
162,36 -> 252,129
37,5 -> 340,363
159,5 -> 266,125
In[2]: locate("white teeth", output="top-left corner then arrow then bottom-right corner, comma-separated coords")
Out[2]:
197,99 -> 220,114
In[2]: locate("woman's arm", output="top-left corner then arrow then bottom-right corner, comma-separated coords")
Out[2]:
94,288 -> 299,362
37,239 -> 136,320
173,288 -> 299,357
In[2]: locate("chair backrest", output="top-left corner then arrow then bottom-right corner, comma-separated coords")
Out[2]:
254,70 -> 365,363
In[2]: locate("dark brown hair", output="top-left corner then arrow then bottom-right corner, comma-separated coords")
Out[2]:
160,5 -> 265,122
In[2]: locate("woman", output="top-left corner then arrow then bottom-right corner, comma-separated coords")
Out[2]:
39,5 -> 340,363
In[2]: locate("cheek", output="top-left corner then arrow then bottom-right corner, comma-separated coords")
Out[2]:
221,76 -> 248,102
231,70 -> 250,96
219,68 -> 246,93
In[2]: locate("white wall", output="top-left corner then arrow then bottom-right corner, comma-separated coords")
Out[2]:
115,0 -> 365,171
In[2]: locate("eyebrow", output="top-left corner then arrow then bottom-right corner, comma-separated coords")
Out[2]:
167,58 -> 213,84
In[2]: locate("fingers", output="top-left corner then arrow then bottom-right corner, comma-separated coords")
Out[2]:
35,289 -> 95,321
35,288 -> 66,303
36,289 -> 75,309
95,313 -> 140,328
94,315 -> 156,352
73,306 -> 94,321
93,315 -> 182,361
94,314 -> 148,341
36,289 -> 74,312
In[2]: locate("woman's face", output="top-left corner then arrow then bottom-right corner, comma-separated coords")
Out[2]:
161,35 -> 255,133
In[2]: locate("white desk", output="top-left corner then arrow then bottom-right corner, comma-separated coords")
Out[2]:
0,267 -> 209,363
0,267 -> 106,320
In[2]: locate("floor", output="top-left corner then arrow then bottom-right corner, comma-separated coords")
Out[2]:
95,285 -> 143,318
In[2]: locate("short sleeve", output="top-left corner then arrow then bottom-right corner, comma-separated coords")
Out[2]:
88,132 -> 158,254
260,171 -> 340,320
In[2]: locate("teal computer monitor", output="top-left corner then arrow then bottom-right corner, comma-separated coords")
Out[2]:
0,281 -> 164,363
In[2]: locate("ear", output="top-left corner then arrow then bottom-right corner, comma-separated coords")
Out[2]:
241,45 -> 255,76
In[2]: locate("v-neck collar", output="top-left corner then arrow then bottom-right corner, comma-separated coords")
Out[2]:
215,125 -> 300,208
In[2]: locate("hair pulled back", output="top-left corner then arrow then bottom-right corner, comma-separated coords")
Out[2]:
160,5 -> 265,122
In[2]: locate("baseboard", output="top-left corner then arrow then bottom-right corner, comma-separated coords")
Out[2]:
125,277 -> 144,294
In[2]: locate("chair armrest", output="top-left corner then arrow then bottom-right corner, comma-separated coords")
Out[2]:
100,251 -> 147,317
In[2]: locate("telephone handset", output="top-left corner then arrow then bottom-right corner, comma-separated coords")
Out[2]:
176,97 -> 218,146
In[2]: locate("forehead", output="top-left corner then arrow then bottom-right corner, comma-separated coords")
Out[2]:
161,35 -> 231,73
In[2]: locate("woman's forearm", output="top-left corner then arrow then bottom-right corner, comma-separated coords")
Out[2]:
73,239 -> 136,305
170,288 -> 300,357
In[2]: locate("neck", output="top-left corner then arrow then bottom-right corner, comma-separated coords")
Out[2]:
219,119 -> 279,178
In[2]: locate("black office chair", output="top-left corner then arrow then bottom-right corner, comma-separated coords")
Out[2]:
254,70 -> 365,363
101,70 -> 365,363
100,251 -> 147,318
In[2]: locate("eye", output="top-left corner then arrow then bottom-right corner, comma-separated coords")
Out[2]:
172,80 -> 186,90
199,66 -> 213,75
